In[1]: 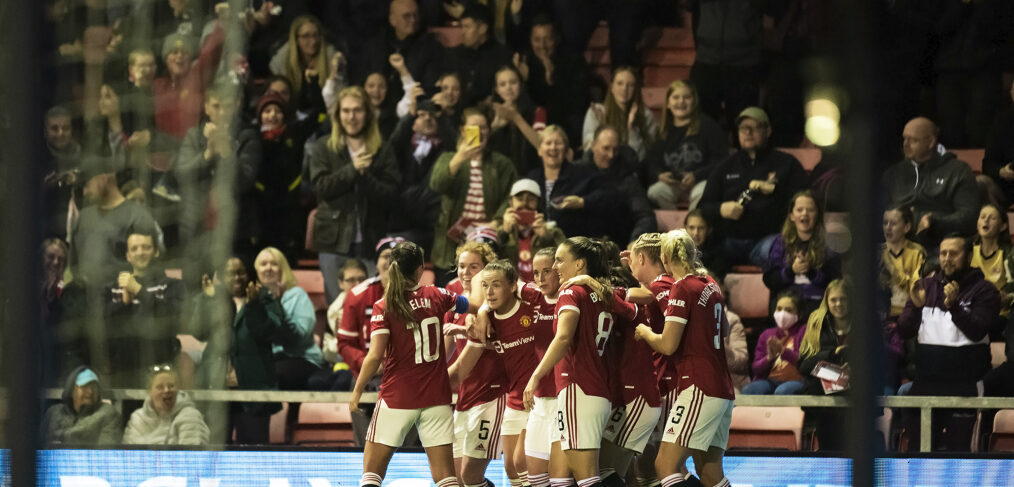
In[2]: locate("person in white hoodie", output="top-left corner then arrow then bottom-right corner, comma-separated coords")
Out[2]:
123,364 -> 210,445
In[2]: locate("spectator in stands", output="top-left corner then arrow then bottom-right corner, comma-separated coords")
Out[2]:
42,367 -> 122,445
982,82 -> 1014,207
763,191 -> 841,315
514,14 -> 590,148
309,86 -> 401,303
269,15 -> 338,110
43,106 -> 82,240
122,48 -> 157,124
646,79 -> 728,210
71,158 -> 162,287
253,247 -> 325,390
688,0 -> 767,128
797,279 -> 850,445
443,4 -> 513,107
254,87 -> 324,263
430,106 -> 517,284
547,0 -> 647,69
526,125 -> 616,245
699,107 -> 809,267
882,117 -> 979,249
354,0 -> 443,104
578,125 -> 656,245
741,291 -> 807,395
41,238 -> 86,386
123,364 -> 210,445
323,259 -> 368,365
433,72 -> 463,122
489,65 -> 543,176
176,85 -> 262,268
153,27 -> 225,140
582,67 -> 656,159
881,206 -> 927,318
104,231 -> 183,387
970,203 -> 1014,331
684,209 -> 729,279
386,100 -> 456,250
363,71 -> 398,138
898,234 -> 1000,451
496,178 -> 565,282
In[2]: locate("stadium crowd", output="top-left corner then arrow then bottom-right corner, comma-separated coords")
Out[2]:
33,0 -> 1014,466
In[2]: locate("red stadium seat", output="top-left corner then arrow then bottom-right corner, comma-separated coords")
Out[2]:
269,402 -> 290,444
294,270 -> 327,310
989,409 -> 1014,452
291,403 -> 355,446
777,148 -> 822,172
654,210 -> 689,232
950,148 -> 984,173
728,406 -> 805,450
724,272 -> 769,319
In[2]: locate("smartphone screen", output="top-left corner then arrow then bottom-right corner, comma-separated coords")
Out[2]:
464,125 -> 481,149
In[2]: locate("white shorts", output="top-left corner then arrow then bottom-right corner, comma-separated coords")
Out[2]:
649,388 -> 679,444
524,396 -> 557,460
366,399 -> 454,448
457,395 -> 507,459
602,396 -> 663,454
502,407 -> 530,436
557,383 -> 611,451
660,385 -> 733,452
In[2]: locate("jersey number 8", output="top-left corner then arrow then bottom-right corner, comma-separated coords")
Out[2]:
595,312 -> 613,357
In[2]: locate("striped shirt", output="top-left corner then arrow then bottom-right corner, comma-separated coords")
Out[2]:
461,159 -> 486,220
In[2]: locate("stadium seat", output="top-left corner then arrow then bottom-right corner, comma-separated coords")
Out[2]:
992,342 -> 1007,369
294,269 -> 327,310
989,409 -> 1014,452
950,148 -> 984,173
778,148 -> 822,172
725,272 -> 769,319
269,402 -> 290,444
654,210 -> 688,232
291,403 -> 355,446
728,406 -> 805,450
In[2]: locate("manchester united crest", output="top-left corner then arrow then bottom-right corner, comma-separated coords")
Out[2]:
520,315 -> 532,327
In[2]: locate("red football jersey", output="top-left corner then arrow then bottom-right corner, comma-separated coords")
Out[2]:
446,278 -> 464,295
663,275 -> 735,400
370,285 -> 464,409
339,277 -> 385,373
553,285 -> 636,399
446,310 -> 509,411
487,297 -> 555,409
647,274 -> 678,396
522,282 -> 558,398
610,288 -> 661,407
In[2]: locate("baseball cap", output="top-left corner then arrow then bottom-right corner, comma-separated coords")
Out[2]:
75,368 -> 99,386
736,106 -> 770,126
510,179 -> 541,198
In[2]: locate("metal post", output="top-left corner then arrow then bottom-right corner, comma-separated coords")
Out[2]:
920,407 -> 932,453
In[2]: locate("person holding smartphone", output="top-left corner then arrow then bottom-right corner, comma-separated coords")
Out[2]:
497,179 -> 565,282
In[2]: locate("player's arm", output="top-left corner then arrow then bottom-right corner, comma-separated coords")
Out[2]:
625,286 -> 655,304
448,340 -> 485,389
634,317 -> 687,356
349,331 -> 388,412
523,308 -> 577,409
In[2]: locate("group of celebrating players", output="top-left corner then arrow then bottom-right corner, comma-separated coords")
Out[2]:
347,229 -> 734,487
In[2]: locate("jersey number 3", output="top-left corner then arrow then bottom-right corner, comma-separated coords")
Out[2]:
411,316 -> 441,364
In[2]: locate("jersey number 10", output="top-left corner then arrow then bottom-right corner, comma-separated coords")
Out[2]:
411,316 -> 441,364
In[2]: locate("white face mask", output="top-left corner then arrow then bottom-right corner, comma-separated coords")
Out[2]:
774,310 -> 798,330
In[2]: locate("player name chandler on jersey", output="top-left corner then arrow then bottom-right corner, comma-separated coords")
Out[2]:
664,275 -> 735,400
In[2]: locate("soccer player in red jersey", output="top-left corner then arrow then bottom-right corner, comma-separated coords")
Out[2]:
445,242 -> 510,487
338,237 -> 403,376
349,241 -> 480,487
634,230 -> 735,487
523,237 -> 636,487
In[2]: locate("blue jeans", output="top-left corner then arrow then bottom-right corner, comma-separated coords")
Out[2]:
741,379 -> 805,395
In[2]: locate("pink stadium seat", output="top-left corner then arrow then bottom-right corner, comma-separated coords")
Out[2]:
291,403 -> 355,446
420,269 -> 436,286
992,342 -> 1007,369
294,270 -> 327,311
725,272 -> 769,319
269,402 -> 290,444
729,406 -> 805,450
989,409 -> 1014,452
950,148 -> 984,173
642,87 -> 667,111
778,148 -> 822,172
654,210 -> 689,232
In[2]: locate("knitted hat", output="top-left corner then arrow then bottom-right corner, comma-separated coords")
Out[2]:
257,91 -> 290,118
162,33 -> 196,59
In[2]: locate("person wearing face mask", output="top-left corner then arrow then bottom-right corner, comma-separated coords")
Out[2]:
123,365 -> 210,445
762,191 -> 841,316
104,231 -> 183,387
741,292 -> 807,395
497,179 -> 565,282
897,234 -> 1000,452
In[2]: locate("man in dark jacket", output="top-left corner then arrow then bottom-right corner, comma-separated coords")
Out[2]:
442,4 -> 513,107
41,367 -> 122,445
897,234 -> 1000,451
882,117 -> 979,249
354,0 -> 444,103
699,107 -> 808,267
578,126 -> 656,246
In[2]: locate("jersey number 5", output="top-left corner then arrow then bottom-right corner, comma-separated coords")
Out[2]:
411,316 -> 441,364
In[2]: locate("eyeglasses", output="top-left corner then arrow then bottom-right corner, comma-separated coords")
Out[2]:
738,124 -> 766,134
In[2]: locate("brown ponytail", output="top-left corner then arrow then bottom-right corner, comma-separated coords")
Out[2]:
382,242 -> 425,328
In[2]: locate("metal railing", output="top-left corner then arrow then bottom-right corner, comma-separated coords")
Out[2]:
26,389 -> 1014,453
